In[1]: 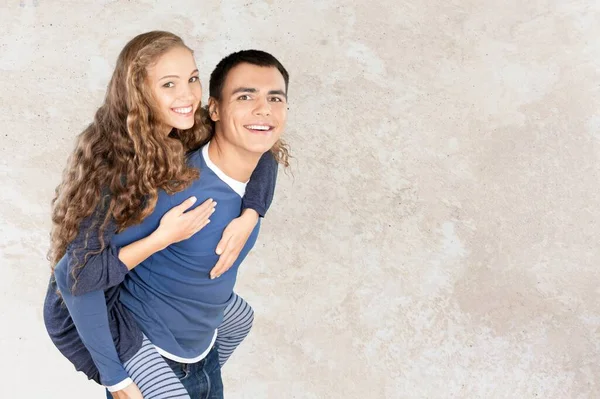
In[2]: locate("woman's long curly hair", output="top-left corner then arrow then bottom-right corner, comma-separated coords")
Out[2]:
48,31 -> 212,269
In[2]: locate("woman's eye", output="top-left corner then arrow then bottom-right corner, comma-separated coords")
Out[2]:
163,82 -> 175,88
189,76 -> 199,83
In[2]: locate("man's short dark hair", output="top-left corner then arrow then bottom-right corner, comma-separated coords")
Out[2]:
209,50 -> 289,100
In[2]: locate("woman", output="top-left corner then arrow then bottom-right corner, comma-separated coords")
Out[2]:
44,31 -> 280,398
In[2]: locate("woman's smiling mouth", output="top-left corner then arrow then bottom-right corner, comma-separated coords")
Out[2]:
171,106 -> 193,116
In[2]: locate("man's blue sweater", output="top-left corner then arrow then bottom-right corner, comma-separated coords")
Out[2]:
118,143 -> 260,361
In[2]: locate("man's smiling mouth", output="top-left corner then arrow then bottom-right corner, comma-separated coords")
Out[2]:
244,123 -> 274,133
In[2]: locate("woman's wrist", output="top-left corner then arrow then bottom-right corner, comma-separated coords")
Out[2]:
148,229 -> 171,252
240,208 -> 260,222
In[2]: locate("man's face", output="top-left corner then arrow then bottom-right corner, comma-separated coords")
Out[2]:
210,63 -> 287,155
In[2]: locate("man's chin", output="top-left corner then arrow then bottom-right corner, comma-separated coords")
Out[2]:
243,139 -> 279,155
245,145 -> 269,155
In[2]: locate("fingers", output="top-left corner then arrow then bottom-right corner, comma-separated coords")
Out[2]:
175,196 -> 198,213
176,197 -> 215,216
192,200 -> 216,230
210,235 -> 241,279
210,257 -> 225,279
211,235 -> 233,279
215,229 -> 231,256
180,198 -> 216,226
195,199 -> 217,218
210,253 -> 235,279
191,198 -> 216,214
170,198 -> 216,240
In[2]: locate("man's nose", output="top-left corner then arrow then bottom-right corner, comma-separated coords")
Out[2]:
253,96 -> 271,116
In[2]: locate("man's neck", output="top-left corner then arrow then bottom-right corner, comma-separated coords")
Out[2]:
208,135 -> 261,183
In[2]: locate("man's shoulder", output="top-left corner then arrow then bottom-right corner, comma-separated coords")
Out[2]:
186,147 -> 205,168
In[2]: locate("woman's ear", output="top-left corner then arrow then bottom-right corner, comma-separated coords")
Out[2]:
208,98 -> 219,122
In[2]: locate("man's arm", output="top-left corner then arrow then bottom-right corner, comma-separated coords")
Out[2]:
241,151 -> 278,217
210,151 -> 278,278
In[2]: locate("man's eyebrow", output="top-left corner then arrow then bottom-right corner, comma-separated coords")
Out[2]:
160,70 -> 199,80
231,87 -> 258,95
268,89 -> 287,98
231,87 -> 287,98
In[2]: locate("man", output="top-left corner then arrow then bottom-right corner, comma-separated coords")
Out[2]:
120,49 -> 290,397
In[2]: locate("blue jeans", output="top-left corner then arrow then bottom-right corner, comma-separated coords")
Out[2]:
163,344 -> 224,399
104,344 -> 223,398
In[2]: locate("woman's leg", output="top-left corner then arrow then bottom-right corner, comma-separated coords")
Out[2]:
215,293 -> 254,367
123,335 -> 190,399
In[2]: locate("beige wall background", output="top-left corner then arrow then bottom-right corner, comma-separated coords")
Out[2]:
1,1 -> 599,398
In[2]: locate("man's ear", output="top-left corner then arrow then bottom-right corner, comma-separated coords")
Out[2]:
208,98 -> 220,122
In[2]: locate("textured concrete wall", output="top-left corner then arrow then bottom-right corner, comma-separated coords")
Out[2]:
2,1 -> 599,398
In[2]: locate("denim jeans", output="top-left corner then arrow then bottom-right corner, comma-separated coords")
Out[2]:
163,344 -> 224,399
104,344 -> 223,399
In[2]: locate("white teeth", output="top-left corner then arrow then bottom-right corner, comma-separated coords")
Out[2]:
173,106 -> 192,114
246,125 -> 271,131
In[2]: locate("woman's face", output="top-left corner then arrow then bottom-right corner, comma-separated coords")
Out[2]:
147,46 -> 202,134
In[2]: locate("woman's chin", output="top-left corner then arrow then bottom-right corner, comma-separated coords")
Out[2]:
172,121 -> 195,131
